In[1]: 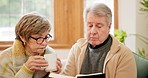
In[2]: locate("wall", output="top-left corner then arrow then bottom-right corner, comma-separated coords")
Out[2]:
136,0 -> 148,57
118,0 -> 148,55
55,49 -> 70,59
118,0 -> 136,52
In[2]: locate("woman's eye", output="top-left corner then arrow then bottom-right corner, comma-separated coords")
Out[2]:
45,36 -> 49,39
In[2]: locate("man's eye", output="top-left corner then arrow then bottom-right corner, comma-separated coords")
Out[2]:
97,24 -> 103,28
88,25 -> 93,27
98,26 -> 102,28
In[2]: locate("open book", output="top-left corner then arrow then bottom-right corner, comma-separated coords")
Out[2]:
76,73 -> 105,78
49,73 -> 105,78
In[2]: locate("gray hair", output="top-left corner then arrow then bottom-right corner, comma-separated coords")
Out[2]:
84,3 -> 112,25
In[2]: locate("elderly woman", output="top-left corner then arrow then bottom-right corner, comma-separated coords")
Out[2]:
0,13 -> 62,78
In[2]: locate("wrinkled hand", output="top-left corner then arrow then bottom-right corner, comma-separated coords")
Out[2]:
53,58 -> 62,74
25,56 -> 48,71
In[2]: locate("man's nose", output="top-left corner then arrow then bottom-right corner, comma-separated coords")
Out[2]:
90,26 -> 97,34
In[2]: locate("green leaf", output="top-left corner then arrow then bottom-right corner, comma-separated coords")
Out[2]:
140,0 -> 148,8
138,48 -> 146,57
114,29 -> 127,44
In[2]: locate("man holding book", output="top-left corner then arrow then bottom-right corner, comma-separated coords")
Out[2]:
62,3 -> 137,78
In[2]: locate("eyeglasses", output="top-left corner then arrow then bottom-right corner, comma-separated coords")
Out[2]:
30,34 -> 52,44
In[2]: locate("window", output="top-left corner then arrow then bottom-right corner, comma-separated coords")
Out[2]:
0,0 -> 54,41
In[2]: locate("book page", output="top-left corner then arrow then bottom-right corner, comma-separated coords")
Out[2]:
76,73 -> 105,78
49,73 -> 105,78
49,73 -> 75,78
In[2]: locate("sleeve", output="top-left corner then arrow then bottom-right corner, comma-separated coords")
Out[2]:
0,58 -> 34,78
0,61 -> 13,78
15,64 -> 34,78
115,49 -> 137,78
62,43 -> 78,77
0,53 -> 33,78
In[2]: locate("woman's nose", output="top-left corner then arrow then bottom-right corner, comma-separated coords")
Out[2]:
41,40 -> 48,45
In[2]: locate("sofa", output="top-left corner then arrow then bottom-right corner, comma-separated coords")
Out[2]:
133,52 -> 148,78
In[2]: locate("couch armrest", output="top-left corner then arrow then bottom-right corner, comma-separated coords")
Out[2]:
133,52 -> 148,78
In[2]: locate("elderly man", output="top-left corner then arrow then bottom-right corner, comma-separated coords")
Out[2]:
62,3 -> 137,78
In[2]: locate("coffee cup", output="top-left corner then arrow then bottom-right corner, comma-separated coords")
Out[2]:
44,53 -> 57,72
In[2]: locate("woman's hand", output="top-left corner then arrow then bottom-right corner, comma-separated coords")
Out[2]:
25,56 -> 48,71
53,58 -> 62,74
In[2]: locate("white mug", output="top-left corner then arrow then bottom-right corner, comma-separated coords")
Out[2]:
44,53 -> 57,72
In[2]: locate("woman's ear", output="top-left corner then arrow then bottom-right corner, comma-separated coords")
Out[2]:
20,36 -> 26,43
